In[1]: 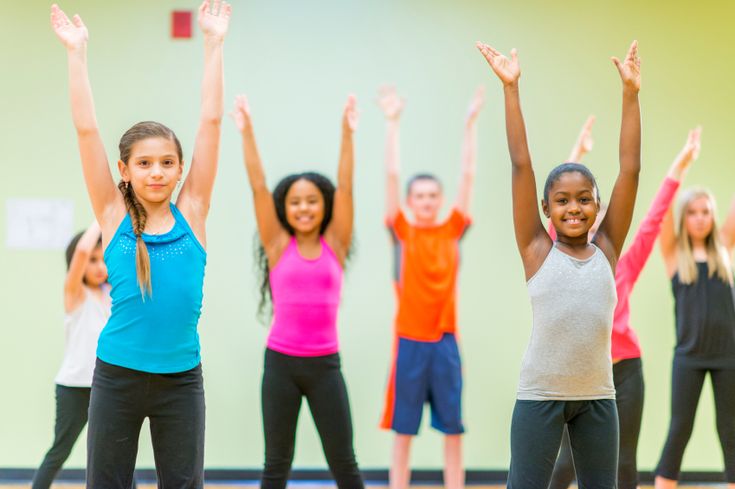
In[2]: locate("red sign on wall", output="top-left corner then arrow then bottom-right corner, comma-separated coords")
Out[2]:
171,10 -> 193,39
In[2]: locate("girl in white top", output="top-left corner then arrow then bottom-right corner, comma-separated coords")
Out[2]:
32,222 -> 113,489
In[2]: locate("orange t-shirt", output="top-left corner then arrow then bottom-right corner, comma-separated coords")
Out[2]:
388,208 -> 471,342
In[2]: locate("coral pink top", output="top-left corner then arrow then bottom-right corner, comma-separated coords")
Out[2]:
267,237 -> 343,357
550,176 -> 680,360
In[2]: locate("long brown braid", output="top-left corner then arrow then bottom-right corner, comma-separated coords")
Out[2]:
118,121 -> 183,297
118,179 -> 152,296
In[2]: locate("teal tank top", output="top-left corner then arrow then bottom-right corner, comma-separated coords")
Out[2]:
97,203 -> 206,373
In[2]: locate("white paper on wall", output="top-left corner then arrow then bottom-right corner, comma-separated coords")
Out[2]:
6,198 -> 74,250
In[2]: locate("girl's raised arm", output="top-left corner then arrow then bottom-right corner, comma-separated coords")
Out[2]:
596,41 -> 642,261
377,86 -> 403,223
178,0 -> 232,242
51,5 -> 122,232
64,221 -> 101,312
568,115 -> 596,163
660,128 -> 702,274
477,42 -> 550,279
231,96 -> 288,260
455,86 -> 485,215
326,95 -> 358,264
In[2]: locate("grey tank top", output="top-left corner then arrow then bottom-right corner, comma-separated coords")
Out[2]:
518,244 -> 617,401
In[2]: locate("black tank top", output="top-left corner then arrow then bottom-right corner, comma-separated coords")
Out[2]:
672,262 -> 735,368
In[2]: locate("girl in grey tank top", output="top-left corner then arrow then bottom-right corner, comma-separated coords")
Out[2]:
478,40 -> 641,488
521,244 -> 617,400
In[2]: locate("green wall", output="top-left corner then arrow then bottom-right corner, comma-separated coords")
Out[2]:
3,0 -> 735,473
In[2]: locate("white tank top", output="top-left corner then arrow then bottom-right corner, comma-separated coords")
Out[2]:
55,285 -> 111,387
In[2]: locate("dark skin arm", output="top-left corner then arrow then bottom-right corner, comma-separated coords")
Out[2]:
477,43 -> 551,280
594,41 -> 642,268
231,95 -> 290,268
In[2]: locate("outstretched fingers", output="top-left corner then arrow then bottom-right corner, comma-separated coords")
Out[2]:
475,41 -> 496,64
72,14 -> 85,29
198,0 -> 209,17
476,41 -> 520,85
583,115 -> 596,132
626,40 -> 640,66
50,4 -> 70,29
613,40 -> 641,89
690,126 -> 702,159
236,94 -> 250,115
611,56 -> 623,73
229,95 -> 252,131
344,94 -> 359,132
200,0 -> 231,19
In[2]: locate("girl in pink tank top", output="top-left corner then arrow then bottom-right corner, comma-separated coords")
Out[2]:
232,94 -> 364,489
267,236 -> 343,356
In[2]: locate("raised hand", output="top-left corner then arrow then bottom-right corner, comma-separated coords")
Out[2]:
198,0 -> 232,40
230,95 -> 252,133
612,41 -> 641,92
377,86 -> 404,121
670,126 -> 702,179
50,4 -> 88,51
577,115 -> 596,153
466,85 -> 486,125
568,115 -> 596,162
476,42 -> 520,86
343,94 -> 359,133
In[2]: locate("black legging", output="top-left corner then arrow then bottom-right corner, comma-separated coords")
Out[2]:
87,359 -> 204,489
549,358 -> 644,489
656,359 -> 735,482
507,399 -> 618,489
261,348 -> 364,489
32,385 -> 90,489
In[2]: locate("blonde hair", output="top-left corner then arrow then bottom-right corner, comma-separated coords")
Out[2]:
118,121 -> 183,297
675,187 -> 733,285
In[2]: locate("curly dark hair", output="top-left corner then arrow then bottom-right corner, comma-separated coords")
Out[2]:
255,172 -> 352,322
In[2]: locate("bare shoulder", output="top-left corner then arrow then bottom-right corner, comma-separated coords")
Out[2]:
591,231 -> 618,271
265,232 -> 293,269
323,230 -> 349,267
520,231 -> 554,281
99,197 -> 127,250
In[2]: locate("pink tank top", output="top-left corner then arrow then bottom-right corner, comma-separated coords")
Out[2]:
267,236 -> 343,356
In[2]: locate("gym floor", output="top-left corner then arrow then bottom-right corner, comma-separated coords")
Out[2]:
0,484 -> 724,488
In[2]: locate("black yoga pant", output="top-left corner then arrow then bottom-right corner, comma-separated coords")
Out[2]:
656,359 -> 735,482
32,385 -> 90,489
86,358 -> 205,489
549,358 -> 644,489
261,348 -> 364,489
507,398 -> 618,489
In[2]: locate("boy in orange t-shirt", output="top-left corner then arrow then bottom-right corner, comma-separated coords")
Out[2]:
377,86 -> 482,489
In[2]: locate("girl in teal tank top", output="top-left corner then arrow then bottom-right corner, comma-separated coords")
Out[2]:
50,2 -> 232,487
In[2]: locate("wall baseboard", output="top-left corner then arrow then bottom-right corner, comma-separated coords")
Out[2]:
0,468 -> 731,484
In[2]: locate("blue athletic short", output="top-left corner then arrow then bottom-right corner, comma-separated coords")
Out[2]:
386,333 -> 464,435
